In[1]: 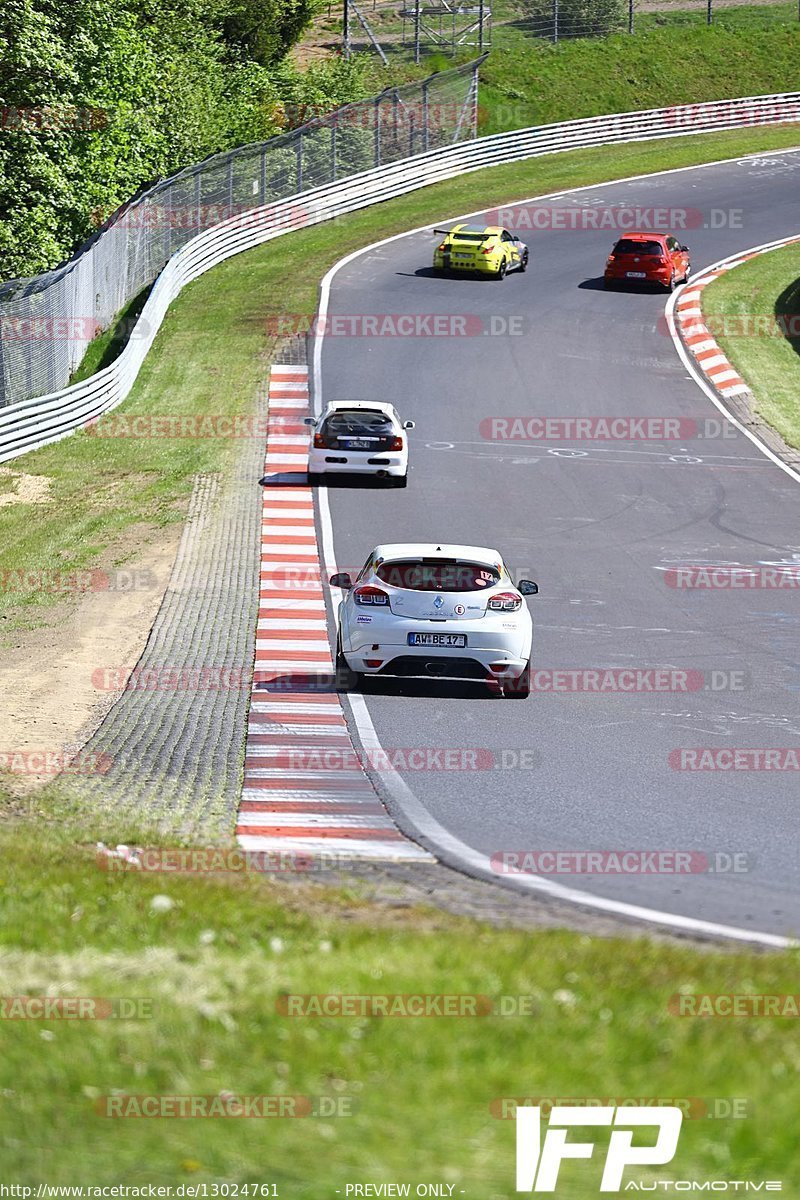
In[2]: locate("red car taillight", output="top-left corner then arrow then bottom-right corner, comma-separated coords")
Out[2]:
389,436 -> 403,451
488,591 -> 522,612
313,432 -> 326,448
437,242 -> 446,251
481,247 -> 492,255
354,586 -> 389,606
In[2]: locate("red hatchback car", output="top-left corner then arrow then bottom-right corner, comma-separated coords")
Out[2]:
604,231 -> 691,292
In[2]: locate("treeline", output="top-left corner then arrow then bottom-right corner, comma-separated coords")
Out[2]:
0,0 -> 369,279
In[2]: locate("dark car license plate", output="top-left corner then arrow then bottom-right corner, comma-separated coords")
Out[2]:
408,633 -> 467,647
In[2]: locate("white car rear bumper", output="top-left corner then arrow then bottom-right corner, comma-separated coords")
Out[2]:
341,614 -> 532,678
308,447 -> 407,477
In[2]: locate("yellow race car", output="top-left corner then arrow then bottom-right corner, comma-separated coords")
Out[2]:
432,223 -> 529,279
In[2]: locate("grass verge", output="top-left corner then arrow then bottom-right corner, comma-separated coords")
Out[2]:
0,820 -> 799,1187
352,4 -> 800,135
2,123 -> 799,642
701,242 -> 800,448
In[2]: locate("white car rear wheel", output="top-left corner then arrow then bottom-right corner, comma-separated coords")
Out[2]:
505,660 -> 531,699
335,636 -> 360,692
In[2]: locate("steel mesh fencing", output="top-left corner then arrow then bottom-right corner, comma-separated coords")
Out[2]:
514,0 -> 798,41
0,57 -> 482,410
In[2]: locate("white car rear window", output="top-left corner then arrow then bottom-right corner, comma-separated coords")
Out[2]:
375,560 -> 500,592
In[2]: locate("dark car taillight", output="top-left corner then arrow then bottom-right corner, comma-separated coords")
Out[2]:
389,436 -> 403,451
313,432 -> 327,448
488,592 -> 522,612
354,586 -> 389,606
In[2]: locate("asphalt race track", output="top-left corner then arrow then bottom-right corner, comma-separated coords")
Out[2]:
317,148 -> 800,938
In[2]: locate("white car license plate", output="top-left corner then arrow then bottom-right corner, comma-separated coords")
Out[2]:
342,438 -> 371,450
408,633 -> 467,647
626,271 -> 647,278
453,253 -> 472,260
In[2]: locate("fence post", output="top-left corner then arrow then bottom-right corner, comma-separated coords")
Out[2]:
628,0 -> 634,33
422,77 -> 431,151
472,61 -> 480,138
296,134 -> 304,191
414,0 -> 421,64
707,0 -> 712,22
330,118 -> 338,181
552,0 -> 558,42
374,94 -> 382,166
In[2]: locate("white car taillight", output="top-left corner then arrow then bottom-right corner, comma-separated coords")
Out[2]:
488,592 -> 522,612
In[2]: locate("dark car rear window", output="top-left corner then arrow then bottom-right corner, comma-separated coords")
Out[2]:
612,239 -> 664,256
324,410 -> 393,436
375,559 -> 500,592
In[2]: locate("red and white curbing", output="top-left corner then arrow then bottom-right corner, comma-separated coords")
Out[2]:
235,365 -> 432,862
674,234 -> 800,399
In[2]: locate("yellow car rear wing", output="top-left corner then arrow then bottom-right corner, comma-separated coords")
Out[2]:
432,227 -> 490,239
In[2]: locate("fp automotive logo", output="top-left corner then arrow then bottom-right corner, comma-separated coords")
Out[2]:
516,1105 -> 683,1192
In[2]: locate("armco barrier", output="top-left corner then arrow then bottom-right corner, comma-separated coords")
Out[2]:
1,92 -> 798,464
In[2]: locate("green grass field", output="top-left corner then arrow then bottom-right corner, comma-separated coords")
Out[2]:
350,3 -> 800,135
701,242 -> 800,448
0,821 -> 799,1189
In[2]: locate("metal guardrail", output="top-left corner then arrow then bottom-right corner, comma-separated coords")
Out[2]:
1,91 -> 798,463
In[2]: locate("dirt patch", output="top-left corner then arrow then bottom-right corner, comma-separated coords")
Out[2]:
0,467 -> 52,508
0,529 -> 182,795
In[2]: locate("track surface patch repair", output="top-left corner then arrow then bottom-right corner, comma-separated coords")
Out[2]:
236,364 -> 432,862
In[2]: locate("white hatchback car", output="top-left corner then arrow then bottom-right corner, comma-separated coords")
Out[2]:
332,543 -> 538,697
305,400 -> 414,486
